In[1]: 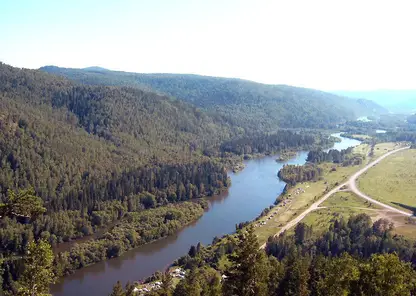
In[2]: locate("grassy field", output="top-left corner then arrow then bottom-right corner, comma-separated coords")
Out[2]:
371,142 -> 399,157
351,134 -> 372,140
353,143 -> 369,156
358,148 -> 416,214
253,142 -> 413,243
254,143 -> 372,243
298,191 -> 416,239
297,192 -> 380,235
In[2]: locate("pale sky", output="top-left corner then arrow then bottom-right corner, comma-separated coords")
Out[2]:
1,0 -> 415,90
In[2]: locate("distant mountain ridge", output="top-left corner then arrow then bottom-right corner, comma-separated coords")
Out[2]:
82,66 -> 111,72
333,90 -> 416,113
40,66 -> 388,131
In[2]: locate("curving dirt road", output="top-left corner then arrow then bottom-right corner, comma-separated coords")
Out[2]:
260,145 -> 411,249
348,146 -> 412,217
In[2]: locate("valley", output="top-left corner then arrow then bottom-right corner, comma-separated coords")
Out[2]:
2,3 -> 416,295
257,142 -> 415,249
0,63 -> 415,296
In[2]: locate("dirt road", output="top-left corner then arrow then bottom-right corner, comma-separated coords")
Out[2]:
348,146 -> 412,216
259,145 -> 411,249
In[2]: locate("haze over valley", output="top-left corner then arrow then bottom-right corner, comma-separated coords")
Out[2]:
1,1 -> 416,296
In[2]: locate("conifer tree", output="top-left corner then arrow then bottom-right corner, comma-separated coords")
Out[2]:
17,240 -> 56,296
109,281 -> 125,296
160,270 -> 173,296
223,225 -> 269,296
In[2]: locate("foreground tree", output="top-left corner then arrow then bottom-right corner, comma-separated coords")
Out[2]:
124,282 -> 135,296
109,281 -> 125,296
223,225 -> 269,296
317,253 -> 360,296
160,270 -> 173,296
1,188 -> 46,220
278,252 -> 311,296
17,240 -> 56,296
356,253 -> 416,296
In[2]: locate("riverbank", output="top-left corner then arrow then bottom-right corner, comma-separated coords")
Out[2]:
275,151 -> 298,162
51,133 -> 360,296
53,200 -> 208,278
254,153 -> 370,244
254,141 -> 415,245
134,139 -> 416,295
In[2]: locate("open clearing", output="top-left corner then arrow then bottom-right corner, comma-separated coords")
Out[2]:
358,149 -> 416,214
255,142 -> 416,244
351,134 -> 372,140
300,191 -> 416,239
255,143 -> 372,243
297,192 -> 380,235
254,162 -> 367,243
371,142 -> 399,157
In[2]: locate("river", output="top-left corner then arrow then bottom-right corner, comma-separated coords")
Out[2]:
51,133 -> 360,296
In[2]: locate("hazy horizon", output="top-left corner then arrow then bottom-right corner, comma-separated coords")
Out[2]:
2,0 -> 415,91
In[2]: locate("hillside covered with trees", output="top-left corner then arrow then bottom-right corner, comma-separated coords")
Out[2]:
0,62 -> 346,294
113,214 -> 416,295
0,62 -> 233,238
0,63 -> 233,293
40,66 -> 387,131
0,62 -> 398,295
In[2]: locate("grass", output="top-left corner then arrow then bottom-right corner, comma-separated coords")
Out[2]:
299,191 -> 416,239
371,142 -> 399,157
321,191 -> 379,208
353,143 -> 369,156
358,148 -> 416,214
299,192 -> 380,235
253,142 -> 412,243
254,144 -> 372,243
351,134 -> 372,140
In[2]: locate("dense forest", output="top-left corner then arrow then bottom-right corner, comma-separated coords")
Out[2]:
1,62 -> 406,296
54,200 -> 208,276
375,131 -> 416,143
277,164 -> 322,186
0,63 -> 233,293
0,190 -> 208,294
113,214 -> 416,295
40,66 -> 387,131
1,63 -> 354,295
219,131 -> 334,156
306,147 -> 363,166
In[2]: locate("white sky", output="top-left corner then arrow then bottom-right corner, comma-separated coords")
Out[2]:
1,0 -> 415,90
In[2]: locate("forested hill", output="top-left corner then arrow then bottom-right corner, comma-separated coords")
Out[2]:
0,62 -> 239,212
40,66 -> 387,130
1,63 -> 236,164
0,62 -> 235,251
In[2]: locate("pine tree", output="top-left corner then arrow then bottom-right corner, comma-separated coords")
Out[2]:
356,253 -> 416,296
188,245 -> 197,258
173,267 -> 201,296
125,281 -> 135,296
17,240 -> 56,296
267,256 -> 285,296
160,270 -> 173,296
318,253 -> 359,296
223,225 -> 269,296
109,281 -> 125,296
279,251 -> 311,296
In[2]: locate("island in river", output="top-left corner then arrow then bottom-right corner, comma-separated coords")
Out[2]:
51,133 -> 360,296
276,151 -> 298,162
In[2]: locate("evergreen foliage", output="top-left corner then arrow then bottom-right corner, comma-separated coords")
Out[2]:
158,215 -> 416,296
278,164 -> 322,186
40,66 -> 387,131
